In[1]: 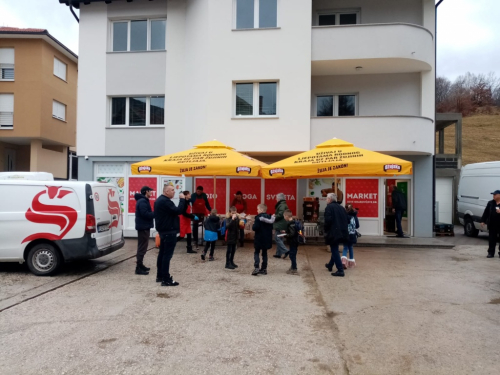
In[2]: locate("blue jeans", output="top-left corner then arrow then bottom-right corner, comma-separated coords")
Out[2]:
274,232 -> 289,256
342,243 -> 354,259
157,233 -> 177,281
327,242 -> 343,273
289,245 -> 298,270
395,209 -> 404,236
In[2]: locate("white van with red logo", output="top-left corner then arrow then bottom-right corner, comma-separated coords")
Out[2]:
0,180 -> 125,275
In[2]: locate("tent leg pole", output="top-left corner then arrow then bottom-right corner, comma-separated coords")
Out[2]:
213,175 -> 216,209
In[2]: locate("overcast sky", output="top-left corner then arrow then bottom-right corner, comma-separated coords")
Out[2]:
0,0 -> 498,81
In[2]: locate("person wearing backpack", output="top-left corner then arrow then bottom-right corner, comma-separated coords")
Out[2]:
252,203 -> 274,276
342,204 -> 359,269
190,186 -> 212,250
201,209 -> 220,261
282,209 -> 299,275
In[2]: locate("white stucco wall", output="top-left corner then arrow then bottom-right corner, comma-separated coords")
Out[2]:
311,73 -> 422,117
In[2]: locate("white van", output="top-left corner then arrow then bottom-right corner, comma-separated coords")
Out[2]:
0,180 -> 125,275
457,161 -> 500,237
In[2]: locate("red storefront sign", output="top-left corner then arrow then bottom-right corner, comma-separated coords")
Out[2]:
194,178 -> 227,214
345,179 -> 379,218
128,177 -> 157,213
264,179 -> 297,216
229,178 -> 261,215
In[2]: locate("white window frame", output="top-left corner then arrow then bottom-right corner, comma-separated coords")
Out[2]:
0,48 -> 15,81
53,57 -> 67,82
316,9 -> 360,26
109,96 -> 165,127
111,18 -> 167,52
233,81 -> 279,118
315,94 -> 358,117
233,0 -> 279,29
52,100 -> 66,122
0,93 -> 14,129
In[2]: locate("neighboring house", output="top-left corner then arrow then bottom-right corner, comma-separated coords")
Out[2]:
0,27 -> 77,179
59,0 -> 436,238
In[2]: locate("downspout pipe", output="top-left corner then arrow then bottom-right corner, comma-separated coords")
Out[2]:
70,5 -> 80,23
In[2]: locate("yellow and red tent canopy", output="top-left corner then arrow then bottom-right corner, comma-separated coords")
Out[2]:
261,138 -> 412,179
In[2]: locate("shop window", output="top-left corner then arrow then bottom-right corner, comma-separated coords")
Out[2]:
0,93 -> 14,129
52,100 -> 66,121
53,57 -> 67,81
316,94 -> 356,117
235,0 -> 277,29
317,10 -> 359,26
112,19 -> 166,52
0,48 -> 14,81
234,82 -> 278,117
110,96 -> 165,126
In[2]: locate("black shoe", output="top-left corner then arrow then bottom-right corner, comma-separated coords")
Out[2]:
161,279 -> 179,287
331,271 -> 345,277
231,262 -> 238,268
209,256 -> 215,261
156,277 -> 161,283
252,268 -> 260,276
201,251 -> 206,261
225,263 -> 235,270
273,255 -> 281,258
135,267 -> 149,275
258,269 -> 267,275
139,264 -> 150,272
283,252 -> 289,259
487,254 -> 494,258
325,263 -> 332,272
187,249 -> 198,254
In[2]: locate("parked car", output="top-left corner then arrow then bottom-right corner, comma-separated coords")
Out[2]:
457,161 -> 500,237
0,179 -> 124,275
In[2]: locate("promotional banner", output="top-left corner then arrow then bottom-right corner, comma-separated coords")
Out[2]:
264,179 -> 297,216
229,178 -> 261,215
345,179 -> 379,218
195,178 -> 227,214
128,177 -> 158,213
308,178 -> 344,210
96,177 -> 126,216
161,177 -> 185,206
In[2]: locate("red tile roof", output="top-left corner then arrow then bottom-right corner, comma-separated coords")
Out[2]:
0,27 -> 46,33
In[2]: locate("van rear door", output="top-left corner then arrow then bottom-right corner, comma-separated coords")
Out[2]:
91,184 -> 113,251
107,186 -> 124,248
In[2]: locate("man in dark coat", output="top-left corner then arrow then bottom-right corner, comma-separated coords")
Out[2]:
134,186 -> 155,275
273,193 -> 290,258
252,203 -> 274,275
481,190 -> 500,258
324,193 -> 349,277
391,185 -> 408,238
155,185 -> 186,286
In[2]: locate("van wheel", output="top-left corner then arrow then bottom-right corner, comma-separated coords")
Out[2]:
464,217 -> 479,237
26,243 -> 62,276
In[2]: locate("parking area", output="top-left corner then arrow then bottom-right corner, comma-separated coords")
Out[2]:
0,237 -> 499,374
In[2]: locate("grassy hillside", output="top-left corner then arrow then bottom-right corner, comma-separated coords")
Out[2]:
438,111 -> 500,166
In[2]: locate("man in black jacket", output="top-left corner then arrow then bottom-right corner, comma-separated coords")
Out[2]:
155,184 -> 186,286
481,190 -> 500,258
134,186 -> 155,275
324,193 -> 349,277
391,185 -> 408,238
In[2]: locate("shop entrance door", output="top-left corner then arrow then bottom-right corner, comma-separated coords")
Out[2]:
383,179 -> 412,237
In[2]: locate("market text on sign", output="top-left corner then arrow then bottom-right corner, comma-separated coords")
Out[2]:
347,193 -> 378,200
266,194 -> 295,200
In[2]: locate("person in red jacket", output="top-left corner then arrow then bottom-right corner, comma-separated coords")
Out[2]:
179,190 -> 199,254
231,191 -> 247,247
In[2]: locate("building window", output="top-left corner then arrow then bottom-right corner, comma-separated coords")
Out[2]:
0,93 -> 14,128
53,100 -> 66,121
235,0 -> 277,29
316,95 -> 356,117
53,57 -> 67,81
112,19 -> 166,52
317,10 -> 359,26
110,96 -> 165,126
0,48 -> 14,81
235,82 -> 277,117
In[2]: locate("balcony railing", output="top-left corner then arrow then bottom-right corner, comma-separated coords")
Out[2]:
436,154 -> 460,169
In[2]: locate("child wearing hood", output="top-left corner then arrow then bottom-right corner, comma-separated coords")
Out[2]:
342,204 -> 359,269
251,203 -> 275,276
201,209 -> 220,261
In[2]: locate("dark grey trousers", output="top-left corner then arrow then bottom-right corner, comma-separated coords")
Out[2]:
136,229 -> 150,265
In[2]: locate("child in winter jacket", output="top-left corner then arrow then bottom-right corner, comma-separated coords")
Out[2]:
282,210 -> 299,275
342,204 -> 359,269
201,209 -> 220,261
251,204 -> 275,276
225,206 -> 240,270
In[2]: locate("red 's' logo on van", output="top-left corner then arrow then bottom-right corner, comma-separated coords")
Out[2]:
108,188 -> 121,228
22,186 -> 78,244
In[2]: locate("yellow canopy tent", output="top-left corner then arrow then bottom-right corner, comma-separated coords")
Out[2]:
262,138 -> 412,178
131,140 -> 268,207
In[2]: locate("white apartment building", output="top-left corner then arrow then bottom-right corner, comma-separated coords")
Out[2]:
60,0 -> 436,237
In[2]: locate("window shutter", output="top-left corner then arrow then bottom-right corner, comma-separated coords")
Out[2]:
52,100 -> 66,121
0,48 -> 15,64
53,57 -> 67,81
0,94 -> 14,127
